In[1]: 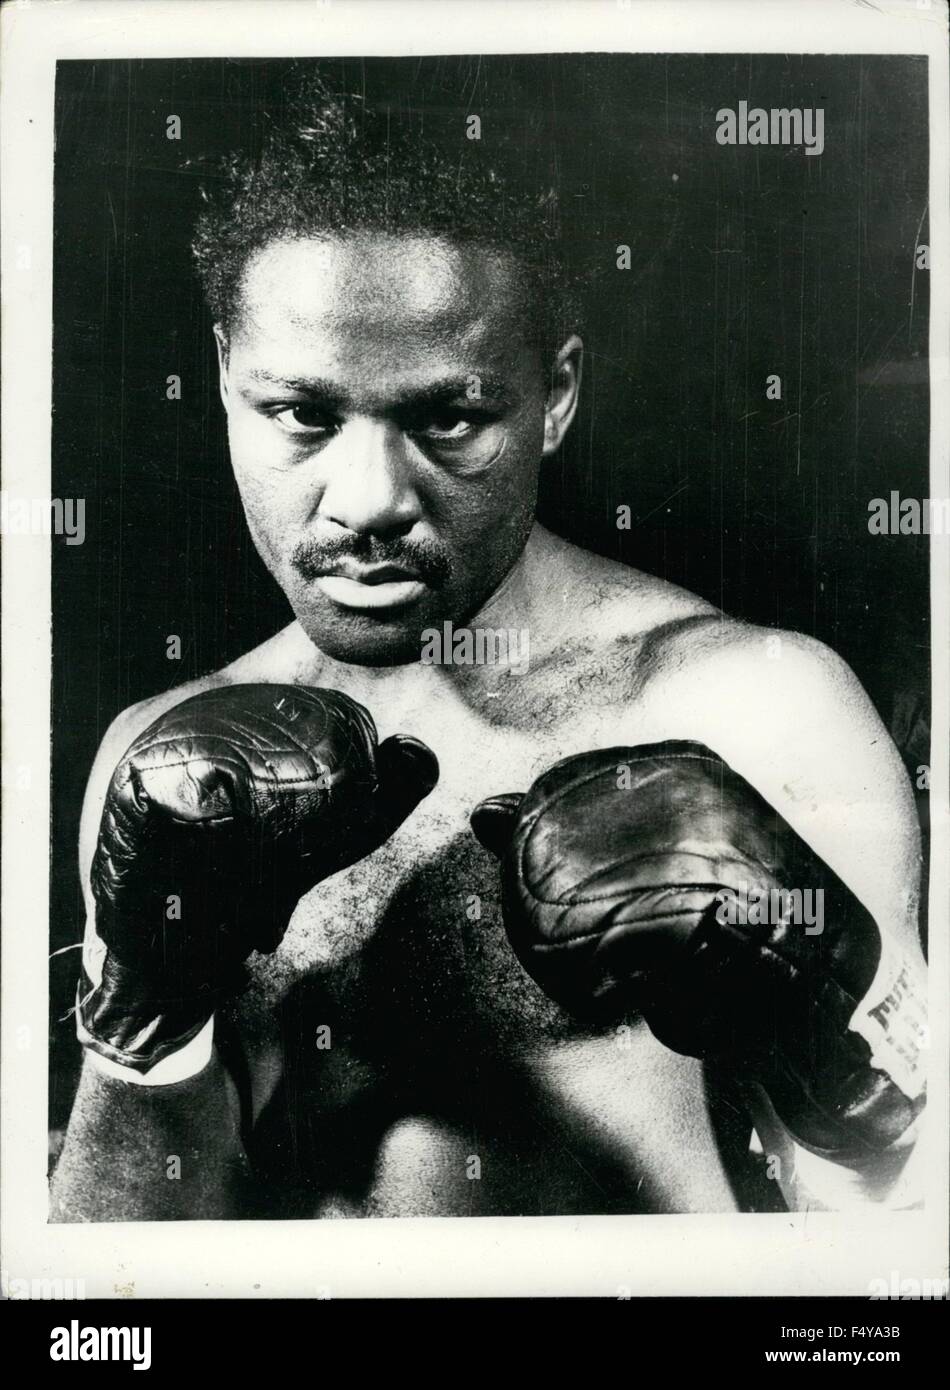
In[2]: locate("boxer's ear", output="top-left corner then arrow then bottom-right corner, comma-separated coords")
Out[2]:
213,325 -> 231,412
470,794 -> 523,859
541,334 -> 583,456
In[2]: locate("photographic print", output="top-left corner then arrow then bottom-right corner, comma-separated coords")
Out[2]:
2,0 -> 948,1314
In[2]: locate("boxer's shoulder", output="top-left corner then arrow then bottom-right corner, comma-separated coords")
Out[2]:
91,675 -> 229,780
97,624 -> 309,759
627,608 -> 896,807
560,537 -> 843,691
542,536 -> 854,713
636,611 -> 871,734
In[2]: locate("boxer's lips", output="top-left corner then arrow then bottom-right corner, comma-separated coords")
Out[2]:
313,563 -> 427,611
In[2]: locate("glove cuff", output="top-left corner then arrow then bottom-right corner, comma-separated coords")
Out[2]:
76,955 -> 238,1074
748,1082 -> 927,1209
81,1014 -> 216,1086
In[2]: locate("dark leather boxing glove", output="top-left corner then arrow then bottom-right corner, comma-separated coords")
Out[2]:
78,684 -> 438,1074
471,742 -> 926,1164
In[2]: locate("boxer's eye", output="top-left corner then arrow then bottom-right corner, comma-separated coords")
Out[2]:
417,413 -> 473,441
271,404 -> 339,436
405,408 -> 497,448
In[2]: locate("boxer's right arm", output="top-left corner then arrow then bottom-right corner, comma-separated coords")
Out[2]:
50,683 -> 438,1221
50,694 -> 253,1221
49,1043 -> 252,1222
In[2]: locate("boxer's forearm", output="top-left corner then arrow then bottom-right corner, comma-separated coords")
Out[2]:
50,1050 -> 251,1221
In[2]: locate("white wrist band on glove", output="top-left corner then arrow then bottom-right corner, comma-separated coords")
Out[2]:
83,1016 -> 215,1086
788,1116 -> 925,1211
746,1081 -> 926,1211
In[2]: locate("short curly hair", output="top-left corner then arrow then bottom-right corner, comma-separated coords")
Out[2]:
191,73 -> 580,374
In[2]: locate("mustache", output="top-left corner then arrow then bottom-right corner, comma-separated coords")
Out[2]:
291,534 -> 452,589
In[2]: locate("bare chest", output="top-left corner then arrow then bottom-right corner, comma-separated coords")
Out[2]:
246,662 -> 645,1047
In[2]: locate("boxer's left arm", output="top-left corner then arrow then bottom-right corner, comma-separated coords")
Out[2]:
475,622 -> 929,1210
644,624 -> 928,1209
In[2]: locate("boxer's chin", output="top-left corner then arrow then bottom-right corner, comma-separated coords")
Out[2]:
290,588 -> 443,667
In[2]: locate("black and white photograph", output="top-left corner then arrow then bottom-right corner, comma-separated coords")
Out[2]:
2,0 -> 948,1326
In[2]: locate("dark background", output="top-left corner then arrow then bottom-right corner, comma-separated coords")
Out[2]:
50,54 -> 931,1134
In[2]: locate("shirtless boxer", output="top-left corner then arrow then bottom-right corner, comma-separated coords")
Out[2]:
50,82 -> 927,1221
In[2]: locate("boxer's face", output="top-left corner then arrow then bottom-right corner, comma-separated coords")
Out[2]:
217,233 -> 581,663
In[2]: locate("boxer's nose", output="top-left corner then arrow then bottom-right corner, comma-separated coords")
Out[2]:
316,418 -> 421,538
